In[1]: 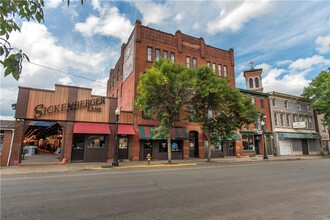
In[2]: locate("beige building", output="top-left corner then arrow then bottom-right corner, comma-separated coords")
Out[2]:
315,114 -> 330,152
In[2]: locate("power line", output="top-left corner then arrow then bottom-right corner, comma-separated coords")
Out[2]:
23,60 -> 108,85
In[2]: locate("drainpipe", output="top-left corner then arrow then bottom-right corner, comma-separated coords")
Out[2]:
7,129 -> 15,166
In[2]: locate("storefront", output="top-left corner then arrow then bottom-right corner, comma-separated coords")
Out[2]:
277,132 -> 320,155
8,84 -> 132,165
239,130 -> 273,157
138,126 -> 189,160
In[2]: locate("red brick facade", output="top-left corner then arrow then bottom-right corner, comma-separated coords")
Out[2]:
107,20 -> 236,160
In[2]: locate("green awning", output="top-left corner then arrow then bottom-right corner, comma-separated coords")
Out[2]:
278,132 -> 320,139
227,130 -> 241,141
138,126 -> 189,140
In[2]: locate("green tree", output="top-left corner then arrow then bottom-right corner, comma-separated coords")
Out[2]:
301,70 -> 330,126
190,66 -> 259,161
135,59 -> 196,163
0,0 -> 44,80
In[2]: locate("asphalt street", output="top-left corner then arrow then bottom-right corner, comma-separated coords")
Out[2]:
1,159 -> 330,220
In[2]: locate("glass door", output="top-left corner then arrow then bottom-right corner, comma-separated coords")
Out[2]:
71,135 -> 84,161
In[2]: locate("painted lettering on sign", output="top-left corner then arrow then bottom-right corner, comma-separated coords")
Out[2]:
34,97 -> 105,118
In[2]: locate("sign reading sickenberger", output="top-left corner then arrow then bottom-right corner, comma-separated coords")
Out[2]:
34,97 -> 105,118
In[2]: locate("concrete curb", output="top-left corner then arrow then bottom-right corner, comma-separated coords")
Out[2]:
90,163 -> 198,170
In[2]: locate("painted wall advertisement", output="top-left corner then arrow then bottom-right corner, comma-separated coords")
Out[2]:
123,33 -> 135,82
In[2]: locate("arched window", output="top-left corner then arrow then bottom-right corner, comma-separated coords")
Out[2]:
249,78 -> 254,88
255,77 -> 260,88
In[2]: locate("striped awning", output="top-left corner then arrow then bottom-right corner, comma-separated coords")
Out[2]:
138,126 -> 189,140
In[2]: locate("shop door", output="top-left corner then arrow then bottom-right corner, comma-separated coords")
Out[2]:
302,139 -> 309,155
254,136 -> 261,155
189,131 -> 199,158
143,140 -> 152,160
71,136 -> 84,161
118,137 -> 128,159
228,142 -> 236,156
266,135 -> 272,155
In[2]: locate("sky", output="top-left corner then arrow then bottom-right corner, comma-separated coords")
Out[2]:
1,0 -> 329,120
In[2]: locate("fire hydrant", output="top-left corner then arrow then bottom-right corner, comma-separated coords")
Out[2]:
146,153 -> 151,165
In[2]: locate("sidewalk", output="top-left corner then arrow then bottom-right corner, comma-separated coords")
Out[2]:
0,155 -> 325,175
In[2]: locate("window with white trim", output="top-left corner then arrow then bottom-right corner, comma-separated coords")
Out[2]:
170,52 -> 175,63
186,56 -> 191,68
218,64 -> 222,76
224,65 -> 227,76
155,49 -> 160,61
193,58 -> 197,69
147,47 -> 152,61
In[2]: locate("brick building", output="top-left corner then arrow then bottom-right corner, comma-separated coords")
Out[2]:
107,20 -> 237,161
238,65 -> 274,157
0,120 -> 15,166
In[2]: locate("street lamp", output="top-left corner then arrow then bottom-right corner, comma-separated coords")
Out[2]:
112,107 -> 120,166
260,115 -> 269,159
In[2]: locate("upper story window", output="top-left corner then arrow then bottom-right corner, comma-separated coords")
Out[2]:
147,47 -> 152,61
155,49 -> 160,61
218,64 -> 222,76
307,104 -> 311,112
249,78 -> 254,89
255,77 -> 260,88
163,51 -> 168,59
297,103 -> 302,111
186,56 -> 191,68
274,113 -> 278,126
193,58 -> 197,69
260,98 -> 265,109
280,113 -> 284,126
251,97 -> 256,105
286,114 -> 291,127
308,117 -> 313,129
206,61 -> 210,67
224,66 -> 228,76
284,100 -> 289,109
212,63 -> 216,72
299,115 -> 304,122
293,114 -> 297,123
112,77 -> 115,87
170,52 -> 175,63
272,98 -> 277,107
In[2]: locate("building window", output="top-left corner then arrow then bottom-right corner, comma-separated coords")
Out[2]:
260,98 -> 264,109
242,134 -> 255,150
293,114 -> 297,123
249,78 -> 254,89
274,113 -> 278,126
87,136 -> 106,148
163,51 -> 168,59
297,103 -> 301,111
218,64 -> 222,76
147,47 -> 152,61
186,56 -> 191,68
155,49 -> 160,61
251,97 -> 256,105
280,113 -> 284,126
307,104 -> 311,112
212,63 -> 216,72
119,137 -> 128,149
299,115 -> 304,122
206,61 -> 210,67
224,66 -> 228,76
112,77 -> 115,87
305,117 -> 309,128
0,131 -> 4,154
286,114 -> 291,127
284,100 -> 289,109
255,77 -> 259,88
308,117 -> 313,129
272,98 -> 277,107
170,52 -> 175,63
120,84 -> 123,98
159,140 -> 182,152
193,58 -> 197,69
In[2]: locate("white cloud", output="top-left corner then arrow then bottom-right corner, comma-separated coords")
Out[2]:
46,0 -> 62,8
207,0 -> 271,33
133,1 -> 171,25
288,55 -> 330,70
315,34 -> 330,54
174,13 -> 184,23
1,21 -> 112,118
75,3 -> 133,42
276,60 -> 293,66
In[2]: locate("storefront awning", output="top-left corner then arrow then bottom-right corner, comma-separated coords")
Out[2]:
118,124 -> 136,135
278,132 -> 320,139
138,126 -> 189,140
73,122 -> 110,134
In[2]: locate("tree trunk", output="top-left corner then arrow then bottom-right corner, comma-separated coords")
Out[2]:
204,130 -> 212,162
167,137 -> 172,163
167,127 -> 172,164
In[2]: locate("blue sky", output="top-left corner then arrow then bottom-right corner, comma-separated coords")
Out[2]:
1,0 -> 329,119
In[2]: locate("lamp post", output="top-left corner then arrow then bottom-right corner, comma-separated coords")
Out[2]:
112,108 -> 120,166
260,115 -> 269,159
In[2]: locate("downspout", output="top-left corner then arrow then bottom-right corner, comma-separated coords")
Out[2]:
7,129 -> 15,166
